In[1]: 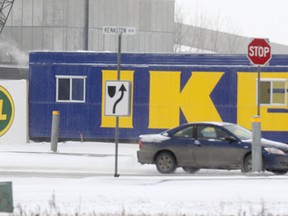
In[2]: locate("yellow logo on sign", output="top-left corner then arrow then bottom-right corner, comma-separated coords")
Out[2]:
0,86 -> 15,137
149,71 -> 224,128
0,100 -> 7,120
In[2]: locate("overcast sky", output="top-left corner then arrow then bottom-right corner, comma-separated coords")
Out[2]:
176,0 -> 288,45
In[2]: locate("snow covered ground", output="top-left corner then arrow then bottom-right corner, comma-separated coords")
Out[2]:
0,141 -> 288,215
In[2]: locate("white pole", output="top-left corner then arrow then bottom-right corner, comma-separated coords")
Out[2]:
252,116 -> 262,173
51,111 -> 60,152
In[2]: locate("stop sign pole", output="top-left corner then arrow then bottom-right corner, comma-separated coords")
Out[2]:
247,38 -> 271,173
247,38 -> 272,116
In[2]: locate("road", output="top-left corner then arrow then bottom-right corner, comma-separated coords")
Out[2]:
0,142 -> 287,179
0,169 -> 286,179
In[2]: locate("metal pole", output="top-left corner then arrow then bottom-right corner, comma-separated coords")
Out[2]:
252,116 -> 262,173
114,32 -> 122,177
257,66 -> 261,116
117,33 -> 122,79
51,111 -> 60,152
84,0 -> 89,50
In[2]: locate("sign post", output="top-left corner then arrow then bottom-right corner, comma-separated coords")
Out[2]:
115,31 -> 122,178
247,38 -> 271,116
247,38 -> 271,173
103,26 -> 135,177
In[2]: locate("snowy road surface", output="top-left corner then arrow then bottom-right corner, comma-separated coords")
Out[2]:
0,142 -> 288,215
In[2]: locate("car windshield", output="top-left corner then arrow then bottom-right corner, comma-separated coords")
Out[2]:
223,124 -> 252,140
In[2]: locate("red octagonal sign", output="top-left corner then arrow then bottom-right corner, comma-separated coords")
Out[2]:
247,38 -> 271,65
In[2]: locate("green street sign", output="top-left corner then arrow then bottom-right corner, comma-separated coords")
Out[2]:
0,86 -> 15,137
0,182 -> 13,213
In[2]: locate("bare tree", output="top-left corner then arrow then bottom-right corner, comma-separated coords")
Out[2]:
174,4 -> 189,52
174,3 -> 242,54
208,13 -> 223,53
222,19 -> 243,53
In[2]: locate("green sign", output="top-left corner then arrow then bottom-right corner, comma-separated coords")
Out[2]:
0,182 -> 13,212
0,86 -> 15,137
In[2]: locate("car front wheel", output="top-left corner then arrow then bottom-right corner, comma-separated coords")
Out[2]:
272,170 -> 288,175
241,154 -> 265,173
155,152 -> 177,174
241,154 -> 252,173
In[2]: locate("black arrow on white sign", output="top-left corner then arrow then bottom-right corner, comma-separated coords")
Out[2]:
113,84 -> 127,114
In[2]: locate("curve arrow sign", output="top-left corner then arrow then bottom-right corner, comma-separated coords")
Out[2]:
113,84 -> 127,114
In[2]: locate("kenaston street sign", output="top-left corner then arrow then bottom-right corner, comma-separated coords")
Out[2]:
103,26 -> 136,35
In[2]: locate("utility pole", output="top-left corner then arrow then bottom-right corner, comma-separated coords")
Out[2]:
84,0 -> 89,50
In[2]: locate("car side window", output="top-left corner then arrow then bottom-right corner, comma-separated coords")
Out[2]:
197,126 -> 229,140
197,126 -> 217,139
173,126 -> 194,138
215,127 -> 230,140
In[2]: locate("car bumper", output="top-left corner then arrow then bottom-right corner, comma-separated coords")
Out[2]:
137,150 -> 154,164
264,154 -> 288,171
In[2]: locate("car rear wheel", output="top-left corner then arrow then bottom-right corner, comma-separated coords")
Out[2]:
155,152 -> 177,174
241,154 -> 252,173
182,167 -> 200,174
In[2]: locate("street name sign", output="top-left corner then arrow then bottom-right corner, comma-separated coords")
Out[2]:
103,26 -> 136,35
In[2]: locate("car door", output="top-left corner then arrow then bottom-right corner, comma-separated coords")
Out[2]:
191,124 -> 246,168
167,125 -> 197,165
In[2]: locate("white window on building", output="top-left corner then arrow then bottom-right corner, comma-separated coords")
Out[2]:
258,79 -> 287,106
56,76 -> 86,103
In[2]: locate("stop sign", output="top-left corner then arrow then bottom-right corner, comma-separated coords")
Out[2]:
247,38 -> 271,65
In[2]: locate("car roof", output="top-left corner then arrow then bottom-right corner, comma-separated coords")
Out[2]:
188,122 -> 234,127
163,122 -> 236,136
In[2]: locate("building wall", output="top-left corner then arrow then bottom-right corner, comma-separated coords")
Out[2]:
29,51 -> 288,143
0,0 -> 175,64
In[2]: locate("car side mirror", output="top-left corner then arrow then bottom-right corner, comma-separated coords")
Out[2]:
162,132 -> 169,137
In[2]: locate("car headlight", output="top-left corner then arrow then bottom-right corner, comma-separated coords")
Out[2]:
264,147 -> 285,155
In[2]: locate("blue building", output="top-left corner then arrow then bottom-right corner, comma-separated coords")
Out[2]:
29,52 -> 288,142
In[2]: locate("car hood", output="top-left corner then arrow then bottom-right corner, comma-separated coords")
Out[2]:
245,138 -> 288,151
261,138 -> 288,151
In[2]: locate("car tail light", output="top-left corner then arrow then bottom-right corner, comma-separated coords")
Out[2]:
139,140 -> 144,149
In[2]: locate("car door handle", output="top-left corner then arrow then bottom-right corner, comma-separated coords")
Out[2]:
194,140 -> 201,146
